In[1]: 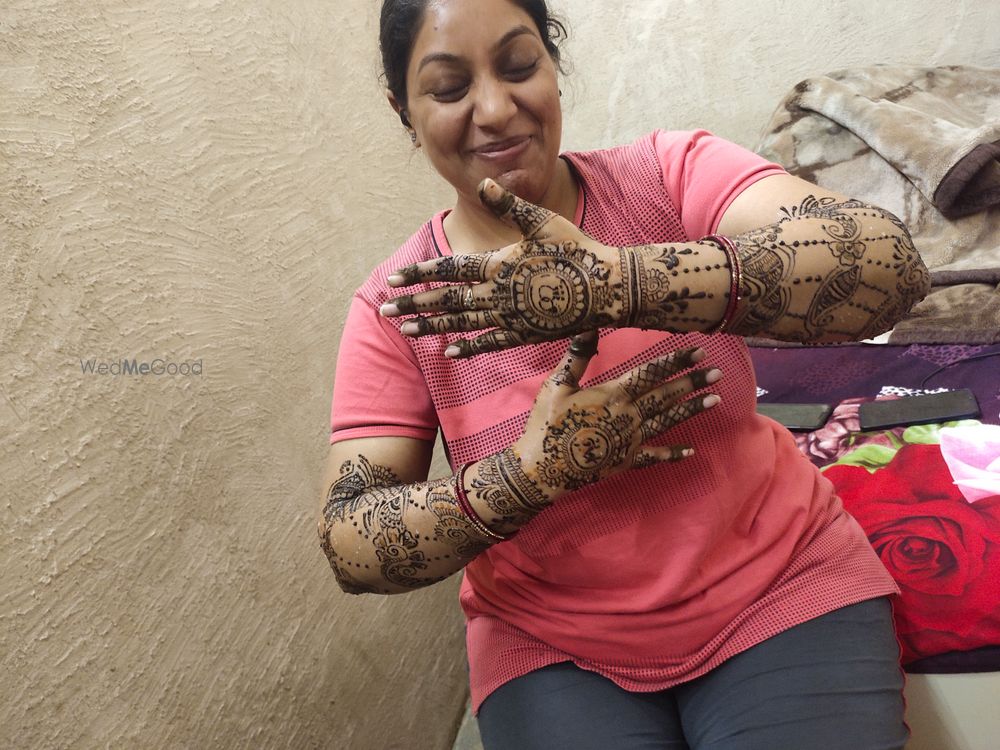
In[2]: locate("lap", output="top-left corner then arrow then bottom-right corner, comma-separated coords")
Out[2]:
476,598 -> 907,750
674,597 -> 908,750
476,662 -> 687,750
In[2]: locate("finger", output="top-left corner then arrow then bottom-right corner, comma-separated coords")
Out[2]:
478,178 -> 560,240
444,329 -> 531,358
632,367 -> 722,416
639,394 -> 720,440
632,445 -> 693,469
613,347 -> 707,399
381,284 -> 483,317
399,310 -> 502,337
548,330 -> 599,389
387,253 -> 496,287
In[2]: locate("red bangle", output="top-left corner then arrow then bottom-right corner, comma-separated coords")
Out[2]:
455,463 -> 509,542
702,234 -> 743,334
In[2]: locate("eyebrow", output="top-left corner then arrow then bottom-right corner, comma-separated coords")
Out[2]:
416,25 -> 536,73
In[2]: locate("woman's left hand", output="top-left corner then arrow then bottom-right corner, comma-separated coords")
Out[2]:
380,179 -> 629,358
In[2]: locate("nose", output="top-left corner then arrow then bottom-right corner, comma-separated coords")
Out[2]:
471,77 -> 517,131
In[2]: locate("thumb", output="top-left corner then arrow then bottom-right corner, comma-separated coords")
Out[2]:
478,178 -> 562,240
549,330 -> 599,389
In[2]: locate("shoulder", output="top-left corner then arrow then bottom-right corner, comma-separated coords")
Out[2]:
562,131 -> 660,177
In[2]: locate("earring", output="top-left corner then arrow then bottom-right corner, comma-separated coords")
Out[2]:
558,89 -> 563,97
409,131 -> 417,144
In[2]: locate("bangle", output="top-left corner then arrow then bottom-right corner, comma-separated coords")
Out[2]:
701,234 -> 743,334
455,463 -> 510,542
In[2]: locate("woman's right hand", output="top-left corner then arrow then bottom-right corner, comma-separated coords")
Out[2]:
513,331 -> 721,500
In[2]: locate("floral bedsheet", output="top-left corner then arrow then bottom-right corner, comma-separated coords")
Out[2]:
750,343 -> 1000,673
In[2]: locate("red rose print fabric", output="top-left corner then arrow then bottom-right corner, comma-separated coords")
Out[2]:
826,441 -> 1000,663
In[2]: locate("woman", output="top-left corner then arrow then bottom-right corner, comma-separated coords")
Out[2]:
319,0 -> 931,747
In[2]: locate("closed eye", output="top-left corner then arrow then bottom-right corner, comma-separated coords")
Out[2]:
504,59 -> 540,82
431,85 -> 470,102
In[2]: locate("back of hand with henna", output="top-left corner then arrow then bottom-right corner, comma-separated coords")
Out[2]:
379,179 -> 931,354
318,332 -> 720,594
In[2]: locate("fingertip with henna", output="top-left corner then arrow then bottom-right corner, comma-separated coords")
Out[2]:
478,178 -> 513,214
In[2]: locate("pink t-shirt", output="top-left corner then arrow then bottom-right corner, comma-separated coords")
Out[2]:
329,130 -> 898,713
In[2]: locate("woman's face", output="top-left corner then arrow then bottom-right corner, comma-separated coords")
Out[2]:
399,0 -> 563,209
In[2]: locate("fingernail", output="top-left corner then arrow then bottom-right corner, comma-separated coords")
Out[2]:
705,368 -> 722,384
682,448 -> 694,457
479,178 -> 498,197
387,274 -> 406,287
703,394 -> 721,408
379,303 -> 400,317
400,321 -> 420,336
690,347 -> 706,363
444,345 -> 461,358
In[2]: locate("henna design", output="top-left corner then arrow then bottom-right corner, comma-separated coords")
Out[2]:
425,479 -> 490,558
728,196 -> 930,339
616,350 -> 690,399
489,188 -> 557,237
387,190 -> 926,346
804,264 -> 861,334
632,451 -> 661,469
728,227 -> 795,334
322,457 -> 401,526
629,245 -> 713,330
318,450 -> 556,593
473,447 -> 551,521
639,397 -> 703,440
537,407 -> 636,491
491,247 -> 593,333
319,457 -> 481,593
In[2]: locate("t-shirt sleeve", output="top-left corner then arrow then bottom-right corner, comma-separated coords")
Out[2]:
329,294 -> 438,445
654,129 -> 787,239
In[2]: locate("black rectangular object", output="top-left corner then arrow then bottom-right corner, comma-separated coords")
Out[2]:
756,402 -> 833,431
858,389 -> 980,431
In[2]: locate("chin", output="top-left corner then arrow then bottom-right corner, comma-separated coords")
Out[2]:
493,170 -> 547,204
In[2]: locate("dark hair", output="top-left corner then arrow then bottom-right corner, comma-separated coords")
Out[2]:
379,0 -> 568,111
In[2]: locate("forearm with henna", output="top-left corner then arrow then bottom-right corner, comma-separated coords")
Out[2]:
630,197 -> 931,342
727,197 -> 929,341
318,449 -> 551,595
319,334 -> 713,595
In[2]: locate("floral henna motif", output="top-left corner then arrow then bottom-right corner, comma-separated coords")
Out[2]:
322,457 -> 400,526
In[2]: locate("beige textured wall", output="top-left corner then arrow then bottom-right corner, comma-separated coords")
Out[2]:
2,1 -> 999,749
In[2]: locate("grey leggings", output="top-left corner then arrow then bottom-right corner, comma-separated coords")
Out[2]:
477,597 -> 907,750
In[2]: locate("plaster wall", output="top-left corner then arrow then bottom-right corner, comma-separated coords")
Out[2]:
1,1 -> 998,749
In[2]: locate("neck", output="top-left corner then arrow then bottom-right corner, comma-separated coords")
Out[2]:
443,158 -> 578,252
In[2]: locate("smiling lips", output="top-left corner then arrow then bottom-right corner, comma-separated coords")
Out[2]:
472,136 -> 531,161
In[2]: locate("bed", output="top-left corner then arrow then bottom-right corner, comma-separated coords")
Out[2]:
753,64 -> 1000,749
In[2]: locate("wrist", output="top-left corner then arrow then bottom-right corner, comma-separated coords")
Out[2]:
627,241 -> 732,332
465,445 -> 556,534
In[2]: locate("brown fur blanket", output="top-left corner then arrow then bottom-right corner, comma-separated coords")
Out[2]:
756,65 -> 1000,343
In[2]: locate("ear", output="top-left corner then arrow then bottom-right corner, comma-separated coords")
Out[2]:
386,89 -> 417,143
386,89 -> 404,117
